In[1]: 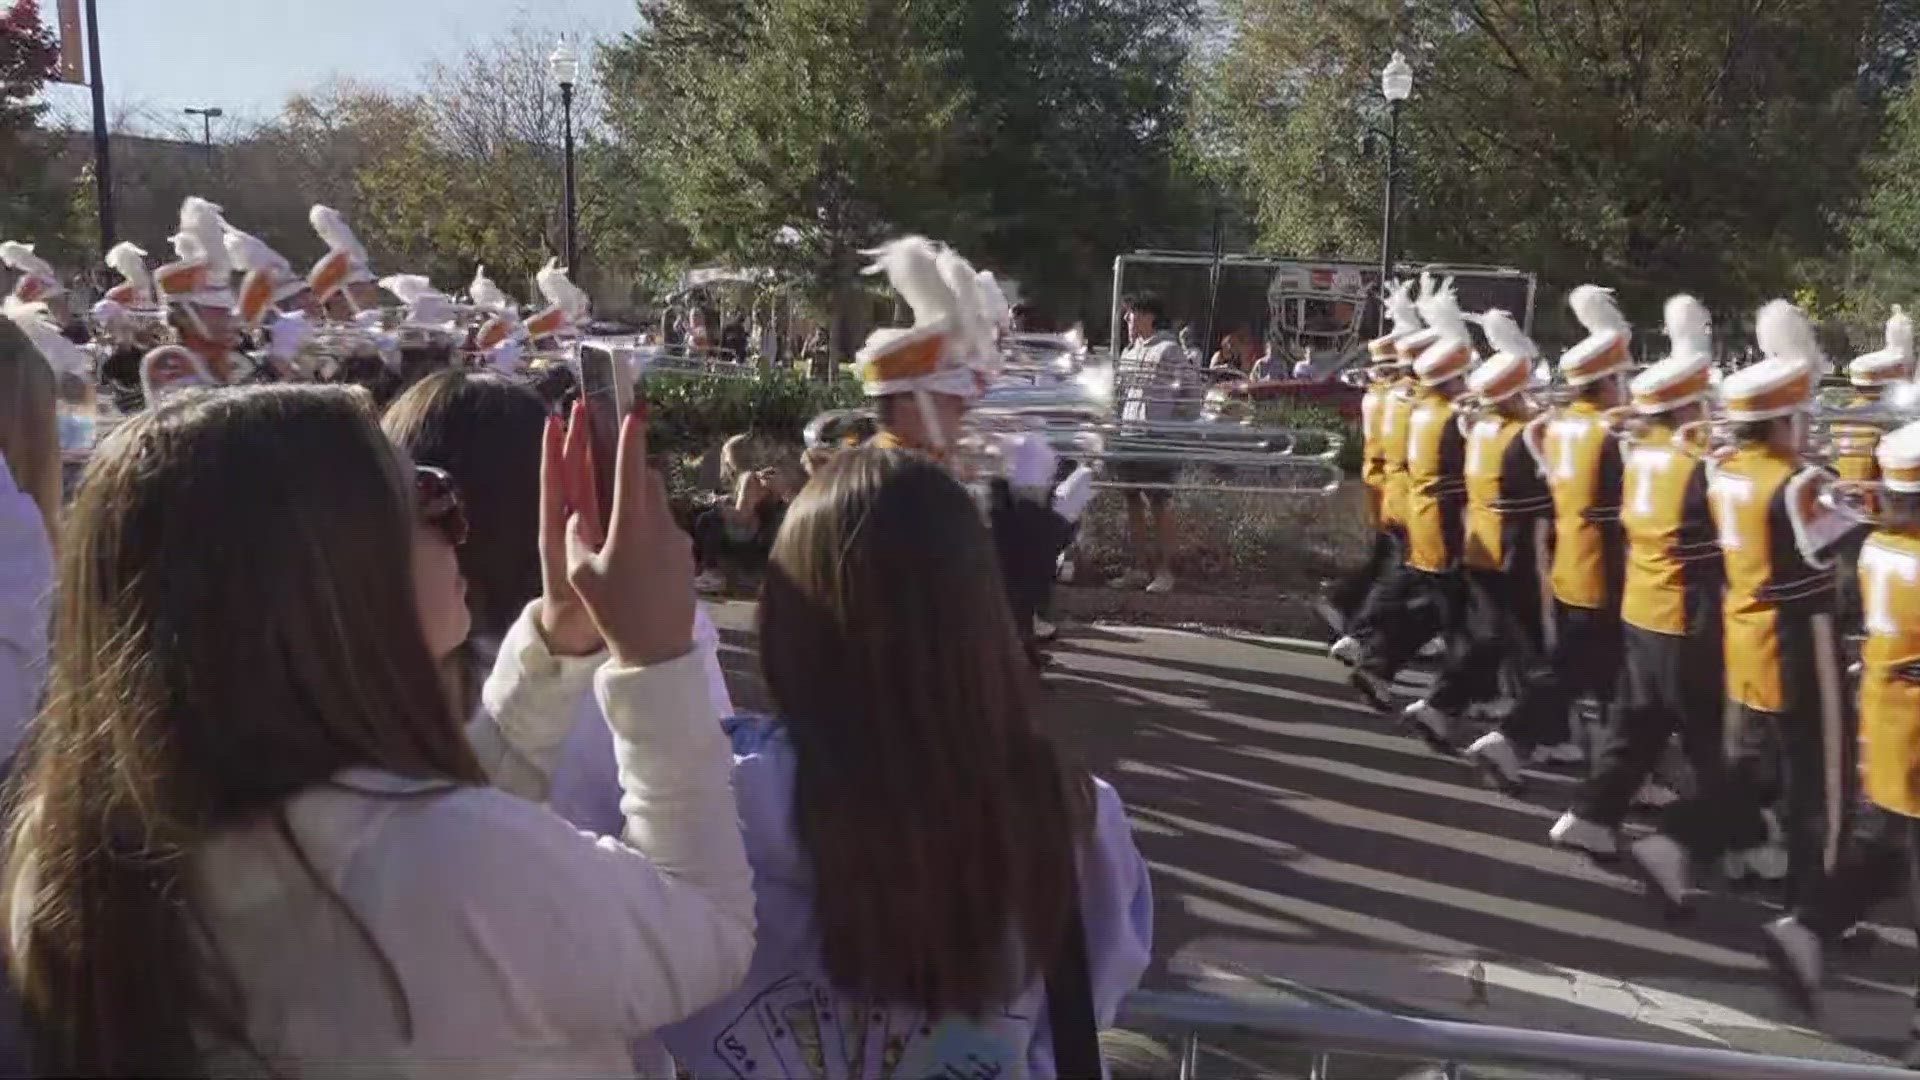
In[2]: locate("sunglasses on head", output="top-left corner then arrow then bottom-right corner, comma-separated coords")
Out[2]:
413,465 -> 470,547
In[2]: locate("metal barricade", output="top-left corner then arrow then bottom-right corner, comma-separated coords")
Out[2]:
1116,990 -> 1913,1079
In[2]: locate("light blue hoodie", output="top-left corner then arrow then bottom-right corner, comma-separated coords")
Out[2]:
660,714 -> 1153,1080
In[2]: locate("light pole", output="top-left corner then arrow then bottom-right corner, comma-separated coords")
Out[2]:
549,41 -> 580,270
184,106 -> 223,165
1377,51 -> 1413,334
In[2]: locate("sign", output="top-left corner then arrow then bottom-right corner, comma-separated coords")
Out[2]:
55,0 -> 85,85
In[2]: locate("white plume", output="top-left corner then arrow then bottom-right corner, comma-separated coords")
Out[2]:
1887,304 -> 1913,360
1415,276 -> 1471,345
379,274 -> 438,306
381,274 -> 457,326
1470,308 -> 1537,359
105,242 -> 151,295
976,270 -> 1012,328
860,236 -> 957,327
1568,284 -> 1629,336
0,241 -> 56,283
535,258 -> 591,323
1663,294 -> 1712,359
3,295 -> 88,376
936,246 -> 993,367
177,197 -> 231,274
1755,299 -> 1827,374
309,205 -> 368,266
222,228 -> 291,278
1384,279 -> 1423,336
469,266 -> 513,313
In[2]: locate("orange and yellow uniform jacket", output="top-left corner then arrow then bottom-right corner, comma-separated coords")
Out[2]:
1359,379 -> 1393,526
1619,426 -> 1722,637
1404,388 -> 1467,573
1831,392 -> 1884,485
1859,528 -> 1920,816
1375,377 -> 1419,532
1462,412 -> 1552,574
1709,444 -> 1848,713
1536,399 -> 1624,611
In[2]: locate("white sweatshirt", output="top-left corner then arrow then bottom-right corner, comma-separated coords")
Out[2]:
0,465 -> 51,767
173,602 -> 756,1077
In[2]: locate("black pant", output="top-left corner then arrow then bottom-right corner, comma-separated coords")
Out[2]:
1331,528 -> 1402,629
1577,618 -> 1725,828
1659,612 -> 1854,906
1796,804 -> 1919,938
1497,601 -> 1621,752
1357,566 -> 1464,682
1428,564 -> 1548,717
1347,527 -> 1409,640
990,489 -> 1073,642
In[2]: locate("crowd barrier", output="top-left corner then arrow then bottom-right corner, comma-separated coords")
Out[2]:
1114,989 -> 1914,1079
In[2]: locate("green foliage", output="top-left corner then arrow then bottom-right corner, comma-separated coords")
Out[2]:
1252,400 -> 1362,473
641,370 -> 863,456
1199,0 -> 1904,346
0,0 -> 66,250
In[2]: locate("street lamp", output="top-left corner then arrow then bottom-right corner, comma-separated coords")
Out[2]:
184,106 -> 223,164
1377,51 -> 1412,333
549,40 -> 580,271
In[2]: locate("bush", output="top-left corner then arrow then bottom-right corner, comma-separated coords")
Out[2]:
1251,401 -> 1363,474
642,371 -> 864,458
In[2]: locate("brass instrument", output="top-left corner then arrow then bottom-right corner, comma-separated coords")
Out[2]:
807,359 -> 1347,496
1819,478 -> 1890,526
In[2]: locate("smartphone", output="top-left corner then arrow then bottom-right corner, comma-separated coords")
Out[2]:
576,343 -> 632,526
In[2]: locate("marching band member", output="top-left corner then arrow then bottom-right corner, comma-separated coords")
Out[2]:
1419,324 -> 1553,753
0,241 -> 66,322
1324,279 -> 1422,639
1629,301 -> 1863,917
223,227 -> 318,380
1763,420 -> 1920,1037
1545,296 -> 1724,858
852,237 -> 1086,669
1333,304 -> 1439,678
153,196 -> 242,385
308,205 -> 382,317
1470,285 -> 1630,774
1830,306 -> 1911,630
1351,280 -> 1474,743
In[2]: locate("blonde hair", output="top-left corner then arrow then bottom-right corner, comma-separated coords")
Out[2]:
0,320 -> 59,541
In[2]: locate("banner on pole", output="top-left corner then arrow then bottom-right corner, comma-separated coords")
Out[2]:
55,0 -> 85,85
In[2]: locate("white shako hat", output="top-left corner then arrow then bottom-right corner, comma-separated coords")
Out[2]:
307,204 -> 375,305
1,242 -> 62,302
1629,295 -> 1714,415
1850,305 -> 1912,388
155,196 -> 236,310
1412,275 -> 1475,386
1466,350 -> 1530,404
1368,277 -> 1424,363
1718,300 -> 1822,422
1876,419 -> 1920,493
854,236 -> 997,400
1559,284 -> 1632,386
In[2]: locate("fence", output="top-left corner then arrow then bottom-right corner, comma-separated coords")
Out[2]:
1115,990 -> 1914,1079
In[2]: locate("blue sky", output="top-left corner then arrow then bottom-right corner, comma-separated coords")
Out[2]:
38,0 -> 638,133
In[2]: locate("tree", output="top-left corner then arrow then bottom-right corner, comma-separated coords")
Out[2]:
1196,0 -> 1904,342
0,0 -> 66,252
604,0 -> 967,373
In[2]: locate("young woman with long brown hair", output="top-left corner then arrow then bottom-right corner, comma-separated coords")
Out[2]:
382,368 -> 734,836
648,449 -> 1152,1078
3,384 -> 754,1076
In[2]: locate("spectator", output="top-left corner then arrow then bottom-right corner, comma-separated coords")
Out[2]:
0,317 -> 57,767
382,368 -> 733,838
719,318 -> 749,363
1208,332 -> 1248,373
1109,292 -> 1183,594
1249,342 -> 1284,382
693,437 -> 794,592
654,449 -> 1152,1079
1291,355 -> 1315,379
5,385 -> 753,1075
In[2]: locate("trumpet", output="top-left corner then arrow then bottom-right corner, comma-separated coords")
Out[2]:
1819,478 -> 1889,525
1450,392 -> 1538,438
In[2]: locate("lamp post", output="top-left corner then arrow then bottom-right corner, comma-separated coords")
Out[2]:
83,0 -> 114,252
183,106 -> 223,165
549,41 -> 580,270
1377,51 -> 1413,334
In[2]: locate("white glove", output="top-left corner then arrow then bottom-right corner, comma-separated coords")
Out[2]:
266,311 -> 312,361
1053,465 -> 1096,524
1003,431 -> 1058,490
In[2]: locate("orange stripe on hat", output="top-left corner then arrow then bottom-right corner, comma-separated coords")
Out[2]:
1632,366 -> 1711,413
864,331 -> 948,385
308,249 -> 353,303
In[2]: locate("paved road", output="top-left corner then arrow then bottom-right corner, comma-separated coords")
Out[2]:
703,601 -> 1915,1071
